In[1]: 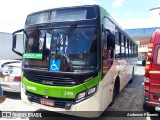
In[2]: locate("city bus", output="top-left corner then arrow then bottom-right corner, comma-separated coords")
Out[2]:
143,29 -> 160,112
12,5 -> 138,117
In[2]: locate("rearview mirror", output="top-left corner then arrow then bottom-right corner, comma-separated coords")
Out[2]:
12,35 -> 17,49
12,29 -> 24,57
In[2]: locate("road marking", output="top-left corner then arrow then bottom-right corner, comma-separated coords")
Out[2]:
146,112 -> 151,120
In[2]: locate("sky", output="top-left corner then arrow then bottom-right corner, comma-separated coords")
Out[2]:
0,0 -> 160,33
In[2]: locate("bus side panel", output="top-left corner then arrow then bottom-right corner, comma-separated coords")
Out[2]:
101,60 -> 118,111
120,60 -> 128,90
127,59 -> 134,82
117,59 -> 129,92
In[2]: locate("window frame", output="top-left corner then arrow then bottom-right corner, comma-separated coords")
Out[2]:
155,45 -> 160,65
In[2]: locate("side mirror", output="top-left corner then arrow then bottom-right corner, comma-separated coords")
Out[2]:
12,29 -> 24,57
12,35 -> 17,49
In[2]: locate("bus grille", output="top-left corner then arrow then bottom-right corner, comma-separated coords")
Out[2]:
24,72 -> 79,87
26,91 -> 75,109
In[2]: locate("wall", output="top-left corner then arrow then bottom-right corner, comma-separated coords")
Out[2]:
0,32 -> 23,59
125,27 -> 160,56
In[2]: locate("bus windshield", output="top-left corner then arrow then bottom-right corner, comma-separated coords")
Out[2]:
24,27 -> 98,72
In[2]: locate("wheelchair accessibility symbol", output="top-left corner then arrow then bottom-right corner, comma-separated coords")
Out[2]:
49,59 -> 60,72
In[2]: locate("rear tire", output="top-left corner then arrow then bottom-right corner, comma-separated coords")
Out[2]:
129,68 -> 134,83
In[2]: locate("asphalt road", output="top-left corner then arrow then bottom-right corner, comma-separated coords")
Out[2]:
0,66 -> 160,120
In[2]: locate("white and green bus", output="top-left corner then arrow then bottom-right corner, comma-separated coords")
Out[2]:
12,5 -> 138,117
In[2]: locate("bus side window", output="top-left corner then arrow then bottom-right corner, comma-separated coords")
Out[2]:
102,32 -> 115,59
102,30 -> 115,77
107,32 -> 115,50
102,17 -> 115,59
107,32 -> 115,58
115,30 -> 121,59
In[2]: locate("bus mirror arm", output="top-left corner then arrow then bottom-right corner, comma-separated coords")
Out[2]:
13,29 -> 24,35
12,48 -> 22,56
12,29 -> 24,57
12,34 -> 17,49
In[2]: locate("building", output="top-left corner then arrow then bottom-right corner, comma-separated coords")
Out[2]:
0,32 -> 23,59
125,27 -> 160,56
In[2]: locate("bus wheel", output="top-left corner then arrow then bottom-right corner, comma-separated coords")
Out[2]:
109,79 -> 119,106
143,102 -> 155,112
129,68 -> 134,83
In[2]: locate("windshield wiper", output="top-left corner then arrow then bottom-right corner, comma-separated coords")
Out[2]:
63,54 -> 74,72
56,23 -> 77,55
54,23 -> 77,72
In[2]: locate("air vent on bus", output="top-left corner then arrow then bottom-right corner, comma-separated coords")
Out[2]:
24,71 -> 79,87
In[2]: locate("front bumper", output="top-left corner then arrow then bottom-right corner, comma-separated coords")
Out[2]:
145,101 -> 160,111
21,85 -> 101,117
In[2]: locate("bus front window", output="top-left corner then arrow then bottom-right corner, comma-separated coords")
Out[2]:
23,29 -> 52,68
51,27 -> 98,72
25,30 -> 52,54
24,27 -> 98,72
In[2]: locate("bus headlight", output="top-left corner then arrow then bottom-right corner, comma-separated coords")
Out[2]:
76,92 -> 86,102
88,87 -> 96,95
76,86 -> 97,102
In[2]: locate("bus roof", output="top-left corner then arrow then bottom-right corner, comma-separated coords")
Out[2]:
26,4 -> 137,45
25,5 -> 99,25
27,5 -> 99,17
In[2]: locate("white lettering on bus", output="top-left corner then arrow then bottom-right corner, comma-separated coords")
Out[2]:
64,91 -> 73,96
26,86 -> 36,91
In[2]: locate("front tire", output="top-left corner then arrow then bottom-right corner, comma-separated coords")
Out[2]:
109,80 -> 119,106
143,102 -> 155,112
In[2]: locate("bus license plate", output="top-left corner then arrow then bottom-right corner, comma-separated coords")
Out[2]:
40,99 -> 55,106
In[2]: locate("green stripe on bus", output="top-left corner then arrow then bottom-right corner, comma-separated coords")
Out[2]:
23,53 -> 42,59
23,73 -> 100,99
84,73 -> 101,88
